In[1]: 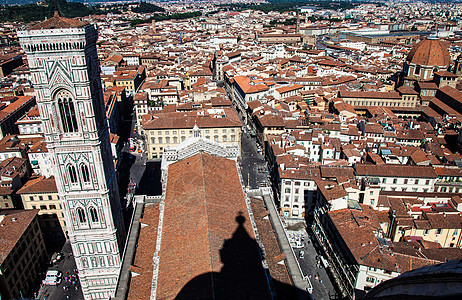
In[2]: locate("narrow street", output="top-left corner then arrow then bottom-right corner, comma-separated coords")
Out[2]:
37,241 -> 83,300
288,228 -> 337,300
239,130 -> 268,189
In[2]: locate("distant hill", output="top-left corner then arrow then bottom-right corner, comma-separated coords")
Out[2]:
0,0 -> 164,22
3,0 -> 130,5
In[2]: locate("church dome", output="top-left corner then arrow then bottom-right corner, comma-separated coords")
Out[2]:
406,37 -> 450,67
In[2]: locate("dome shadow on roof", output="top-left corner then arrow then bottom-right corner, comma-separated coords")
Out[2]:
406,37 -> 450,67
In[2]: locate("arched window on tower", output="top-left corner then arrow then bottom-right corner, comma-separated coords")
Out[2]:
77,208 -> 86,223
81,164 -> 90,183
56,90 -> 78,132
89,207 -> 98,222
68,165 -> 78,184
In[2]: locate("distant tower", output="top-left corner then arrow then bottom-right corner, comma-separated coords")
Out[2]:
296,9 -> 300,34
454,54 -> 462,75
152,19 -> 156,34
18,12 -> 125,300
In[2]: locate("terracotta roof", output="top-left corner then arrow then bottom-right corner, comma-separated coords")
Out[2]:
355,164 -> 437,178
397,86 -> 419,95
257,114 -> 285,127
0,210 -> 39,264
143,108 -> 241,130
233,76 -> 269,94
339,90 -> 401,100
434,166 -> 462,177
329,205 -> 439,273
425,212 -> 462,229
17,176 -> 57,194
249,197 -> 297,298
28,13 -> 88,30
320,166 -> 355,179
156,153 -> 271,299
127,203 -> 160,300
434,70 -> 458,77
406,37 -> 450,67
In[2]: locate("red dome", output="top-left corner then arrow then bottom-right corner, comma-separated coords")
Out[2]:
406,37 -> 450,67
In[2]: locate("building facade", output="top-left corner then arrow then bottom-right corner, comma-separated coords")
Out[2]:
18,176 -> 65,243
0,210 -> 47,299
18,13 -> 125,300
143,108 -> 242,159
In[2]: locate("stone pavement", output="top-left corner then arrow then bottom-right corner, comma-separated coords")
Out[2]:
287,227 -> 337,300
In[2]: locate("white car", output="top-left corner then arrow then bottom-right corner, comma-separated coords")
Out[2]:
42,270 -> 62,285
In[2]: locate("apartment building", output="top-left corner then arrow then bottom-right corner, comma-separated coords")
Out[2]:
142,108 -> 242,159
0,210 -> 47,299
15,105 -> 42,136
339,87 -> 418,108
0,96 -> 36,139
312,204 -> 442,299
27,140 -> 53,177
0,157 -> 30,209
279,167 -> 320,218
355,164 -> 438,192
381,195 -> 462,248
17,176 -> 64,242
232,76 -> 274,122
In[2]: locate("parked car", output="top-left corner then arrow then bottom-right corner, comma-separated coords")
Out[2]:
42,270 -> 62,285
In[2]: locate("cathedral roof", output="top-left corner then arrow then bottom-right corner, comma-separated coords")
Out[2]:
28,11 -> 88,30
406,37 -> 450,67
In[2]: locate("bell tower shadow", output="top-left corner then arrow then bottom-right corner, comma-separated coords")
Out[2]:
175,213 -> 307,300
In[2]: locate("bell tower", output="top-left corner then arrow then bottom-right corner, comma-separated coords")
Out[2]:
18,13 -> 125,300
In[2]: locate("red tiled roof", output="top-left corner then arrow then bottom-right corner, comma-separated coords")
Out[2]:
143,108 -> 241,130
0,210 -> 39,264
17,176 -> 57,194
355,164 -> 437,178
406,38 -> 450,67
156,153 -> 270,299
127,203 -> 160,300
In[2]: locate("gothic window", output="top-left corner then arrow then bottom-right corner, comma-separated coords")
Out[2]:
77,208 -> 86,223
81,164 -> 90,183
56,90 -> 78,132
89,207 -> 98,222
68,165 -> 78,184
